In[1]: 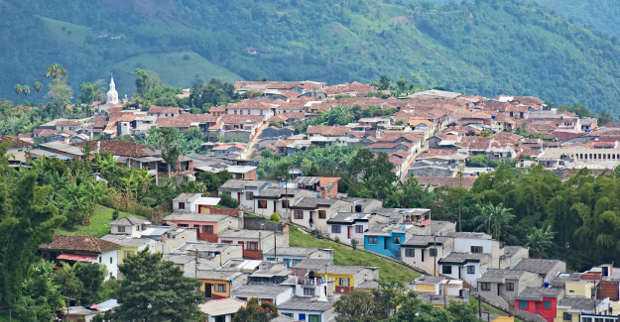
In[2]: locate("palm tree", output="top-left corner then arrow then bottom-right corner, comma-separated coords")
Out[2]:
46,63 -> 66,80
475,203 -> 515,241
526,226 -> 555,258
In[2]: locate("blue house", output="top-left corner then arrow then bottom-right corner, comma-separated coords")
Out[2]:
363,224 -> 407,259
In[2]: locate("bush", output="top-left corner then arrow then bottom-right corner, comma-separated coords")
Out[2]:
270,212 -> 281,222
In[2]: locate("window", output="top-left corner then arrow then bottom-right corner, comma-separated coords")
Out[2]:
339,278 -> 350,287
480,282 -> 491,291
318,210 -> 326,219
470,246 -> 483,254
216,284 -> 226,293
281,199 -> 289,208
283,313 -> 293,317
309,314 -> 321,322
202,225 -> 214,234
355,225 -> 364,233
245,191 -> 254,200
99,257 -> 102,263
442,265 -> 452,275
405,248 -> 415,257
466,265 -> 475,275
109,257 -> 113,264
117,226 -> 126,233
543,301 -> 551,309
506,282 -> 514,291
563,312 -> 572,321
368,236 -> 378,245
258,199 -> 268,209
294,210 -> 304,219
298,313 -> 306,321
178,202 -> 185,210
303,287 -> 314,296
394,237 -> 401,244
519,300 -> 528,309
331,225 -> 341,234
221,240 -> 232,244
246,241 -> 259,250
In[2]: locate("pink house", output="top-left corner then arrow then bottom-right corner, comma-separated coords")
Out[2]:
162,213 -> 240,242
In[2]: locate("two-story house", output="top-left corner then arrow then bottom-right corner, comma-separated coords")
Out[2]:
477,269 -> 542,310
447,231 -> 503,268
218,228 -> 288,260
289,197 -> 351,233
513,259 -> 567,284
197,269 -> 247,299
438,252 -> 490,287
292,258 -> 379,294
401,235 -> 454,276
326,212 -> 372,246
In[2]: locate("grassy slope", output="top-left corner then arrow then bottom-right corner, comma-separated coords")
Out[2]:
289,226 -> 420,284
56,205 -> 138,237
112,51 -> 241,87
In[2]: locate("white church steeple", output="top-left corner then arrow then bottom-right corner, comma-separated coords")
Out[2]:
106,74 -> 119,105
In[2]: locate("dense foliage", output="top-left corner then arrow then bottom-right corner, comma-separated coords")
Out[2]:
432,165 -> 620,270
115,251 -> 202,321
2,0 -> 620,114
334,283 -> 480,322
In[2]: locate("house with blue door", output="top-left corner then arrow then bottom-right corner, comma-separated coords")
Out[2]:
363,223 -> 408,259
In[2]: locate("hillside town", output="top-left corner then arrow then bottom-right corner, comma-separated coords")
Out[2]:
4,78 -> 620,322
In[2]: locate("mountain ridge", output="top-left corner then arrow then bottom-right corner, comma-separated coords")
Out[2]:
1,0 -> 619,114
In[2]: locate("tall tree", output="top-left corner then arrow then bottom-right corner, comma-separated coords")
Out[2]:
526,225 -> 555,258
73,262 -> 106,304
116,251 -> 201,321
13,261 -> 64,322
147,127 -> 183,174
79,82 -> 102,105
0,150 -> 65,310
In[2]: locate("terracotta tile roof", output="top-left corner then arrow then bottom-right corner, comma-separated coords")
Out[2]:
375,132 -> 423,143
83,140 -> 159,158
0,135 -> 33,147
268,112 -> 305,122
157,113 -> 217,128
219,115 -> 264,125
324,82 -> 376,96
460,136 -> 491,150
149,106 -> 180,114
416,176 -> 476,189
40,235 -> 119,253
368,142 -> 402,149
307,125 -> 351,137
225,99 -> 278,110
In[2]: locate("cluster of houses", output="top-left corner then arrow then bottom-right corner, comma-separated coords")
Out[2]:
8,78 -> 620,322
42,192 -> 381,322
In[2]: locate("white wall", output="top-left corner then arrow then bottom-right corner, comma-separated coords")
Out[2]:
98,250 -> 119,280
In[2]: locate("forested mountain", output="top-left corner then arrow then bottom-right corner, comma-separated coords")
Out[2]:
535,0 -> 620,37
1,0 -> 620,114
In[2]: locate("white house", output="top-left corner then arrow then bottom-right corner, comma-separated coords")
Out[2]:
326,212 -> 372,246
173,193 -> 221,213
110,216 -> 151,237
199,298 -> 246,322
438,252 -> 490,287
447,232 -> 502,268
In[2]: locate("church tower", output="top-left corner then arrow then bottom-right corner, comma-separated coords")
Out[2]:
106,74 -> 119,105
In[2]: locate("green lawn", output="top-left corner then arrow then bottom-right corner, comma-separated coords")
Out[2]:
289,226 -> 420,284
56,205 -> 138,237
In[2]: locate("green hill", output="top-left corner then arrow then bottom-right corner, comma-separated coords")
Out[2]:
534,0 -> 620,37
1,0 -> 620,114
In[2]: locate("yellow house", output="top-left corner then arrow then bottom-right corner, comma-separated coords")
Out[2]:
294,260 -> 379,294
554,297 -> 598,322
565,277 -> 595,298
